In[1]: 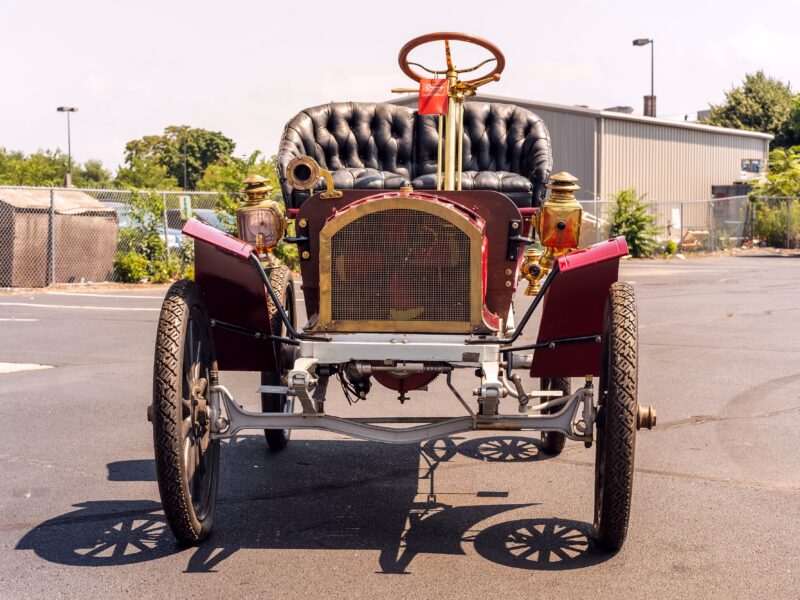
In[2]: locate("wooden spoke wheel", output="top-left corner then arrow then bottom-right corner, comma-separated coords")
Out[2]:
151,280 -> 219,545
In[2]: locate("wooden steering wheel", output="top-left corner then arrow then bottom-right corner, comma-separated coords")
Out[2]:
398,32 -> 505,85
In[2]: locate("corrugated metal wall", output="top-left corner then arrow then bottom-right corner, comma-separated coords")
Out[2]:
389,94 -> 771,203
601,119 -> 768,201
524,107 -> 596,200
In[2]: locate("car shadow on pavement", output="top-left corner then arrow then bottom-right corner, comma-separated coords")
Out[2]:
16,435 -> 609,573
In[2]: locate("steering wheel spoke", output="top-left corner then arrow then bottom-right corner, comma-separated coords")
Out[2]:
407,61 -> 442,76
457,57 -> 497,75
444,39 -> 454,71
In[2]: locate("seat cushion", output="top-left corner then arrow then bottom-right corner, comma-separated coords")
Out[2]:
412,171 -> 533,207
332,168 -> 409,189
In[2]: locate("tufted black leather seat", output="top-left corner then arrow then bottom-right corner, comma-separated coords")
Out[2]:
277,101 -> 551,208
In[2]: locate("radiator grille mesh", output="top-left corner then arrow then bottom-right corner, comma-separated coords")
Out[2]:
328,208 -> 472,324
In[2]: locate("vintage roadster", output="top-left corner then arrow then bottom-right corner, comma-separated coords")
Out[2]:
148,32 -> 656,551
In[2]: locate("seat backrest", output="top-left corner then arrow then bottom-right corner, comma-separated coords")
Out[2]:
277,101 -> 552,207
278,102 -> 416,206
415,102 -> 552,205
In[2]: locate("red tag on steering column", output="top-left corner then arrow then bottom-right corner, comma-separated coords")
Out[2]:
418,78 -> 449,115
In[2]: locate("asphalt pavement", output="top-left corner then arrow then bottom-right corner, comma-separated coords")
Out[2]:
1,255 -> 798,599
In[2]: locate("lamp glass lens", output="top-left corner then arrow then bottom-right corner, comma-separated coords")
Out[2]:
238,208 -> 281,250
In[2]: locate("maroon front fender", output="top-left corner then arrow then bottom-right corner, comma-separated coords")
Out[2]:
530,237 -> 629,378
183,219 -> 278,372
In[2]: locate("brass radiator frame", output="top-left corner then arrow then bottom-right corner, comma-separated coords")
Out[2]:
315,197 -> 485,334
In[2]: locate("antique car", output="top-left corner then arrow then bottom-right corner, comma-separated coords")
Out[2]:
148,32 -> 656,551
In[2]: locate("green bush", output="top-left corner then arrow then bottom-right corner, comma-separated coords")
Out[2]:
114,251 -> 149,282
609,189 -> 658,257
149,258 -> 183,283
664,239 -> 678,255
753,199 -> 800,248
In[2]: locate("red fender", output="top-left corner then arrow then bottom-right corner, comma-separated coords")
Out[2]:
183,219 -> 279,372
530,237 -> 629,378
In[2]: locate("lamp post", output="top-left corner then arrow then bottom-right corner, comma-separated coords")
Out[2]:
56,106 -> 78,187
632,39 -> 655,117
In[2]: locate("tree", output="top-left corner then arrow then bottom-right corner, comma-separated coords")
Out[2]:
124,126 -> 235,190
752,145 -> 800,197
703,71 -> 796,147
0,148 -> 65,186
790,96 -> 800,145
116,156 -> 179,190
73,159 -> 113,188
0,148 -> 114,188
196,151 -> 280,195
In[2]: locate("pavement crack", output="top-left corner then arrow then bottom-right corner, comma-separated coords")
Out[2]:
554,457 -> 800,492
656,405 -> 800,430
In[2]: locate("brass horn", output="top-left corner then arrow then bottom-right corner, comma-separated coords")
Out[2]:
286,156 -> 342,199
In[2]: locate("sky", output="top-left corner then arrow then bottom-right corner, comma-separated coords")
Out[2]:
2,0 -> 799,172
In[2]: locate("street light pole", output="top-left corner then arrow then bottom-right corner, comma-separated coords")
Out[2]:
56,106 -> 78,187
650,39 -> 654,98
632,39 -> 655,117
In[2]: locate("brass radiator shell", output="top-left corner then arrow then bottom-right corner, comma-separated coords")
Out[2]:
316,197 -> 486,333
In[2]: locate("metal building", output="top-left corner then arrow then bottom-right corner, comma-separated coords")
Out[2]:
391,93 -> 772,202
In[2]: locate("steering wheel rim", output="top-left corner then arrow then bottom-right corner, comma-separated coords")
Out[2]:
398,32 -> 505,85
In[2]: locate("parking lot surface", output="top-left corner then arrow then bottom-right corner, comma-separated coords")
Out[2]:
1,255 -> 798,599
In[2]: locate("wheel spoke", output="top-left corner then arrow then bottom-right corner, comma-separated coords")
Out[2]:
184,435 -> 197,489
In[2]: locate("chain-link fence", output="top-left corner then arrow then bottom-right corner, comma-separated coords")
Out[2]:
580,195 -> 799,252
0,186 -> 228,287
1,186 -> 797,288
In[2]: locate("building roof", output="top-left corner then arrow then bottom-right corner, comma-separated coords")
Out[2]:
0,188 -> 115,214
388,93 -> 774,141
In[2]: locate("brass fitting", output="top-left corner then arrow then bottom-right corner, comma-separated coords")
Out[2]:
286,155 -> 342,199
637,405 -> 657,430
523,172 -> 582,295
519,246 -> 543,296
242,174 -> 273,204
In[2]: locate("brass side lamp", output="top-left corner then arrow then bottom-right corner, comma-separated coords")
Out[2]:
236,174 -> 287,257
520,172 -> 583,295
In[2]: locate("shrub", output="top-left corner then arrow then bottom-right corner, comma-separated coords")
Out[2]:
609,189 -> 658,257
114,251 -> 149,282
753,199 -> 800,248
149,259 -> 182,284
664,239 -> 678,255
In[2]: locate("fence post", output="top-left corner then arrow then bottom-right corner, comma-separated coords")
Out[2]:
595,199 -> 600,244
162,192 -> 171,264
788,199 -> 792,250
679,202 -> 684,251
47,188 -> 56,285
709,201 -> 715,252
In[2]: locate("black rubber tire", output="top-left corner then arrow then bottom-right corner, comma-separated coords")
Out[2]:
261,265 -> 296,451
539,377 -> 571,455
151,280 -> 219,545
593,281 -> 638,551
